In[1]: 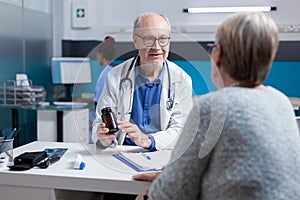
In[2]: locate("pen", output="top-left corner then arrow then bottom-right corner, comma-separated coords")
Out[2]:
0,128 -> 19,153
139,152 -> 151,160
4,128 -> 16,140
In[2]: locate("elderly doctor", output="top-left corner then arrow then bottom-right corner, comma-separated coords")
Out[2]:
92,13 -> 193,151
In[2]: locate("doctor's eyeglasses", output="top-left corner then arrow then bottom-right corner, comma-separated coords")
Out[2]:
135,33 -> 171,47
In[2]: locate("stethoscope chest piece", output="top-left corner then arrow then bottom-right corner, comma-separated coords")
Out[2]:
166,99 -> 173,110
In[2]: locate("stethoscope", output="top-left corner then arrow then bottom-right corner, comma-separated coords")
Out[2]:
119,55 -> 174,112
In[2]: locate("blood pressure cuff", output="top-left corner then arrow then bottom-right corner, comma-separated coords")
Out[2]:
9,151 -> 47,171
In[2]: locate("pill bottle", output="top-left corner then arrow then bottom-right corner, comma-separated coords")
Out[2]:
101,107 -> 118,134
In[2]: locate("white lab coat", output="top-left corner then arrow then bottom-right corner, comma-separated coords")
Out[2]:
92,57 -> 193,150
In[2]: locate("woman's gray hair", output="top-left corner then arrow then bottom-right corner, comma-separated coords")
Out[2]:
133,12 -> 171,33
216,12 -> 279,86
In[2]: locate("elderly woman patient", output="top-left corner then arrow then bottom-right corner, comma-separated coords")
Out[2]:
134,12 -> 300,200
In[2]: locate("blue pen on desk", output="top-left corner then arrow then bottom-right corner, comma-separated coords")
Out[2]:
4,128 -> 16,140
139,152 -> 151,160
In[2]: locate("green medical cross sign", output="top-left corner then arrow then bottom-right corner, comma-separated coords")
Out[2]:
76,8 -> 85,18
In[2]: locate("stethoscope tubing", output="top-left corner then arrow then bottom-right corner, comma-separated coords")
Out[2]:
119,55 -> 173,111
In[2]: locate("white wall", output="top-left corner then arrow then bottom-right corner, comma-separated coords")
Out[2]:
0,0 -> 51,12
57,0 -> 300,43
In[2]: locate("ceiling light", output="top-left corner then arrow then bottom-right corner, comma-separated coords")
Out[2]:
183,6 -> 277,14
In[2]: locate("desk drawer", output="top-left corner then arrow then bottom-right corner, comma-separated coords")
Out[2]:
37,109 -> 89,143
63,109 -> 89,143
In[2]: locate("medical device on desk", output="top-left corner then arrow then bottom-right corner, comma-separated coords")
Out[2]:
73,154 -> 86,170
119,55 -> 174,113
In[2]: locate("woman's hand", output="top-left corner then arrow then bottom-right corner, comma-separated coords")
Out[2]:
133,171 -> 161,196
118,120 -> 152,148
132,172 -> 160,182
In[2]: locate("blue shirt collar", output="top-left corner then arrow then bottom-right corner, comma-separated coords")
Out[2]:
134,60 -> 165,85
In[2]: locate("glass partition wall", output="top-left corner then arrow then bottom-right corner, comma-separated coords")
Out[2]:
0,0 -> 53,146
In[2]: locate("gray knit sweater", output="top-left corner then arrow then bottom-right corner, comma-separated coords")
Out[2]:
148,86 -> 300,200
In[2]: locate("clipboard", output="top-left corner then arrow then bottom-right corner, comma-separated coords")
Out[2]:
112,154 -> 160,172
112,150 -> 171,172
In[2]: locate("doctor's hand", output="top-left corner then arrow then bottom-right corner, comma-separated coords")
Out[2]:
117,120 -> 152,148
96,122 -> 117,147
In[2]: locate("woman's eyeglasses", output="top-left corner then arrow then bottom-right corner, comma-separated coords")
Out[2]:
135,34 -> 171,47
206,43 -> 217,55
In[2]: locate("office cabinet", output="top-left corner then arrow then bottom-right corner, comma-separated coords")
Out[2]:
37,108 -> 89,143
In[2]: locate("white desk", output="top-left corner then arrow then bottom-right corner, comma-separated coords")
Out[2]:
0,141 -> 151,200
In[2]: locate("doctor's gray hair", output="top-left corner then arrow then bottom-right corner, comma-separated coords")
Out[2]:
133,12 -> 171,33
